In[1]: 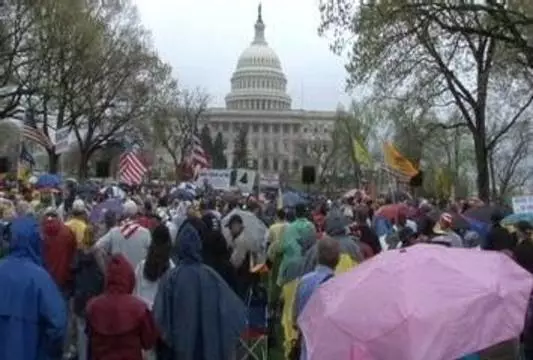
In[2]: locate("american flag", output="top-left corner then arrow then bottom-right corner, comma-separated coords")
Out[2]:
188,133 -> 210,169
21,110 -> 54,149
119,149 -> 148,185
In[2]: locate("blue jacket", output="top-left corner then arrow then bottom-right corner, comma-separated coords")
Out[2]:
0,215 -> 67,360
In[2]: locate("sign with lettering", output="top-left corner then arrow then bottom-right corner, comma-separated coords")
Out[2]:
259,173 -> 280,188
195,169 -> 231,190
54,127 -> 71,154
512,196 -> 533,214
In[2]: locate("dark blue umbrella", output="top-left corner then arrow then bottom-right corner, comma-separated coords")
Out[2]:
282,191 -> 307,208
170,189 -> 195,201
35,173 -> 62,190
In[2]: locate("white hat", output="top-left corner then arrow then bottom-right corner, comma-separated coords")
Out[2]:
72,199 -> 85,212
123,200 -> 138,217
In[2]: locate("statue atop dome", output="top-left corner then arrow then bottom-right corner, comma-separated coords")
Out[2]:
253,2 -> 266,44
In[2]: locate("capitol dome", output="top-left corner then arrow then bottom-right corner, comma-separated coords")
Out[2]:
225,5 -> 292,111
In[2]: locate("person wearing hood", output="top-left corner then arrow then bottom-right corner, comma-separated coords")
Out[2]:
276,204 -> 316,359
300,210 -> 363,275
0,215 -> 67,360
42,208 -> 77,296
153,222 -> 246,360
199,203 -> 235,290
86,254 -> 158,360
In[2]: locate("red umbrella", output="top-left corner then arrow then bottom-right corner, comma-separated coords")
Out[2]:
375,203 -> 410,222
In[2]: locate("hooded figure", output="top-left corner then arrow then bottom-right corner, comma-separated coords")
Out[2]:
153,223 -> 246,360
0,215 -> 67,360
42,213 -> 77,294
86,254 -> 158,360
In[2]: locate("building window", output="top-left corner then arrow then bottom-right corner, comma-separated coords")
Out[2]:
263,158 -> 269,171
252,138 -> 258,150
263,124 -> 269,133
252,159 -> 258,169
292,159 -> 299,171
263,138 -> 269,152
252,123 -> 259,133
273,140 -> 279,152
293,124 -> 301,133
273,124 -> 280,133
222,123 -> 229,131
283,159 -> 289,172
262,100 -> 266,110
273,159 -> 279,171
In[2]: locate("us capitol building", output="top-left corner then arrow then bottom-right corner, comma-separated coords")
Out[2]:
199,5 -> 337,176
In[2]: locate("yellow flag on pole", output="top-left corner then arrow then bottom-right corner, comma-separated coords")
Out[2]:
382,142 -> 418,177
352,137 -> 371,166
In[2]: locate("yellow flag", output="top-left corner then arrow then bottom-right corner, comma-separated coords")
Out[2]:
383,142 -> 418,177
352,137 -> 371,166
17,161 -> 31,182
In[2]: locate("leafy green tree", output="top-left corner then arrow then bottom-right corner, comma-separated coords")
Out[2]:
232,126 -> 248,168
212,131 -> 227,168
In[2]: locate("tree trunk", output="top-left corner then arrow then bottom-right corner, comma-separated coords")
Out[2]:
47,152 -> 60,174
77,150 -> 92,180
488,150 -> 498,202
474,134 -> 491,202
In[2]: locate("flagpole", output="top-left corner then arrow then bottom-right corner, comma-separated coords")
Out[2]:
16,138 -> 24,194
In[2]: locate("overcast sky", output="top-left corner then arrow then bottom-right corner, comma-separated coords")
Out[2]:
134,0 -> 351,110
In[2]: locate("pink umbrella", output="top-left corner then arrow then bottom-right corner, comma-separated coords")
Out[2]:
298,244 -> 533,360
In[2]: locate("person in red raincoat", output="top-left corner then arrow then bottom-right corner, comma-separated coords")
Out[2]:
41,209 -> 77,296
86,254 -> 158,360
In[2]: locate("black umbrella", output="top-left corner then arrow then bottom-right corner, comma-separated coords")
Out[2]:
463,205 -> 512,224
427,210 -> 470,231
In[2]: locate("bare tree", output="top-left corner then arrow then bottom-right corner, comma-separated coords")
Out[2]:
152,88 -> 210,175
490,121 -> 533,200
59,0 -> 168,179
0,0 -> 38,120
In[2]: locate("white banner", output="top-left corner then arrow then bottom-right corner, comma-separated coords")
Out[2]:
512,195 -> 533,214
259,172 -> 280,188
54,127 -> 71,154
195,169 -> 231,190
236,169 -> 256,193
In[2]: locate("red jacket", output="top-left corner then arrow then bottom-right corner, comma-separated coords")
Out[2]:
42,217 -> 77,291
86,254 -> 158,360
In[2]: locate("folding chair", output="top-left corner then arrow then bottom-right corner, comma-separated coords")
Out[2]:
238,283 -> 269,360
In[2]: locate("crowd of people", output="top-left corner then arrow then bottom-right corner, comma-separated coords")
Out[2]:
0,183 -> 531,360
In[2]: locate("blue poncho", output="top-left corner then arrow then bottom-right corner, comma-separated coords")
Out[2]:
153,222 -> 246,360
0,215 -> 66,360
